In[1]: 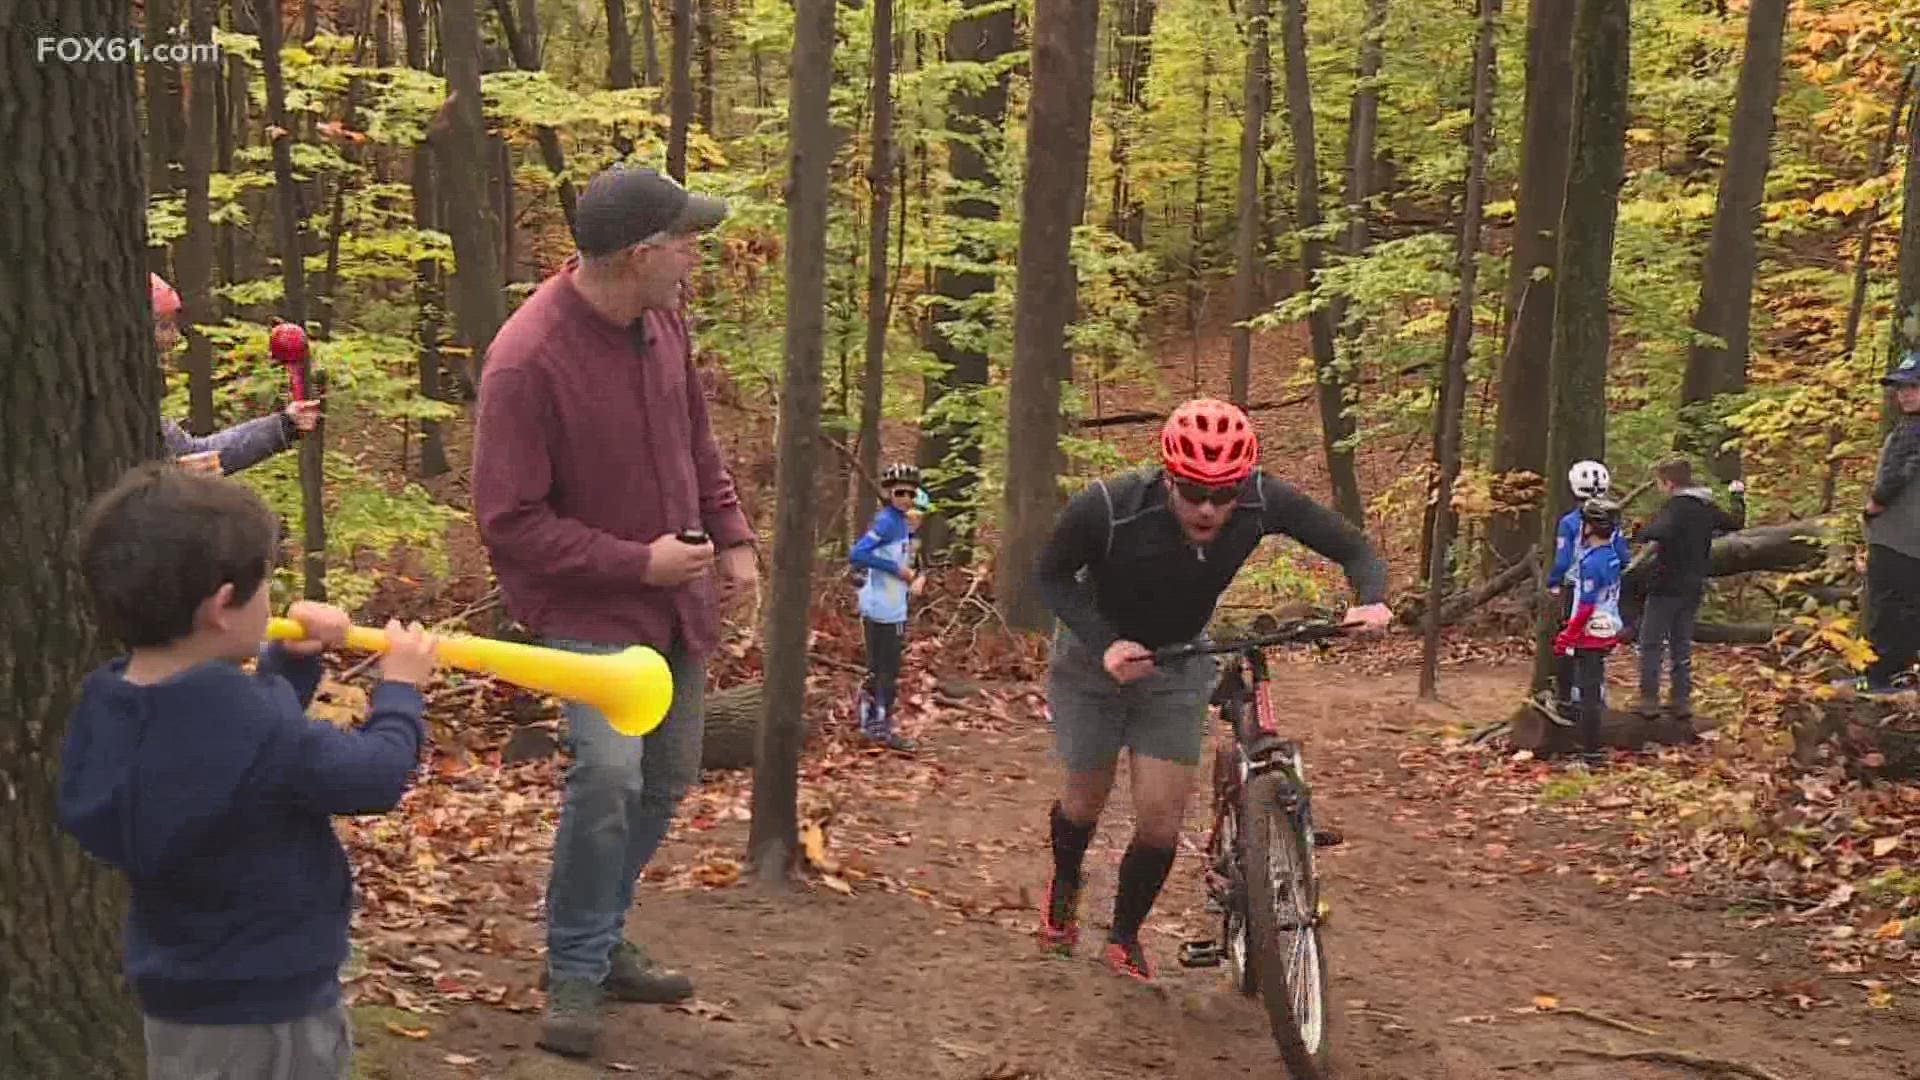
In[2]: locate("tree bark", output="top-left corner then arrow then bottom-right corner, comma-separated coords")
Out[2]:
179,0 -> 219,434
491,0 -> 579,227
146,0 -> 186,201
857,0 -> 896,516
640,0 -> 662,86
752,0 -> 835,886
0,1 -> 153,1068
262,0 -> 328,601
1108,0 -> 1155,248
400,0 -> 428,66
1278,0 -> 1364,525
1676,0 -> 1790,482
606,0 -> 636,89
668,0 -> 694,181
1531,0 -> 1630,693
1228,0 -> 1271,408
1420,0 -> 1500,699
1489,0 -> 1575,567
1328,0 -> 1385,379
999,0 -> 1099,632
696,0 -> 716,134
428,0 -> 507,382
1889,71 -> 1920,437
916,0 -> 1015,564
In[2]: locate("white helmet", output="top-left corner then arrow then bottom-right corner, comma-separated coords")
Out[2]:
1568,460 -> 1610,499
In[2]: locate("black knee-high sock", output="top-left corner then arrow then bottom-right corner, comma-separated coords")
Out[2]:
1049,801 -> 1095,892
1109,840 -> 1177,945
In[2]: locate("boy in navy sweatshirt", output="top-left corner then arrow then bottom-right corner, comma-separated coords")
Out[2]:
57,463 -> 438,1080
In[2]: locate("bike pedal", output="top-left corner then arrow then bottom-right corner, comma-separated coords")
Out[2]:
1178,941 -> 1224,968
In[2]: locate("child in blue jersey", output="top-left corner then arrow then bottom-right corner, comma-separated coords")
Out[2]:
1553,497 -> 1626,761
849,463 -> 927,750
1549,459 -> 1630,594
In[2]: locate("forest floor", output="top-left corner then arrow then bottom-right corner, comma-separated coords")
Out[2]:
335,645 -> 1920,1080
318,306 -> 1920,1077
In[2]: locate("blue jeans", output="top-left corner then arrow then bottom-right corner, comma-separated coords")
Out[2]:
542,636 -> 705,985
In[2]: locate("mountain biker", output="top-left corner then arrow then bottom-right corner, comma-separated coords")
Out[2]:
1553,497 -> 1628,761
151,273 -> 320,474
1032,397 -> 1393,981
1544,459 -> 1630,715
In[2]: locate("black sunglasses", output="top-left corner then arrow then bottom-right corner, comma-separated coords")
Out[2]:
1173,480 -> 1242,506
890,487 -> 917,499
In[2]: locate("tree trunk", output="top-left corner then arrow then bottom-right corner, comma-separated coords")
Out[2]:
491,0 -> 578,227
640,0 -> 662,86
857,0 -> 896,515
606,0 -> 636,88
668,0 -> 694,181
263,0 -> 328,601
1531,0 -> 1630,693
412,150 -> 450,477
696,0 -> 716,134
1420,0 -> 1499,700
180,0 -> 219,434
1228,0 -> 1271,408
999,0 -> 1099,632
400,0 -> 428,66
1108,0 -> 1155,248
1278,0 -> 1364,526
1826,67 -> 1915,511
1889,74 -> 1920,436
1489,0 -> 1575,567
1328,0 -> 1385,377
0,0 -> 153,1067
700,683 -> 765,770
146,0 -> 186,201
1676,0 -> 1789,482
916,0 -> 1015,565
428,0 -> 507,383
753,0 -> 836,886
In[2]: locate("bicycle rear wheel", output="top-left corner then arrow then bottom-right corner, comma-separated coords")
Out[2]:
1243,770 -> 1334,1078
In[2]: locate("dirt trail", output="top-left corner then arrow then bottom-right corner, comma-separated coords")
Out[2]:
352,658 -> 1920,1080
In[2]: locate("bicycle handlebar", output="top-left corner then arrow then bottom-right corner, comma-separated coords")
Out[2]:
1148,617 -> 1354,666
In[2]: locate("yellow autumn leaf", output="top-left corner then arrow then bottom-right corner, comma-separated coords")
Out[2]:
386,1022 -> 431,1039
1532,995 -> 1559,1010
1874,837 -> 1901,858
1874,919 -> 1905,941
1868,985 -> 1893,1009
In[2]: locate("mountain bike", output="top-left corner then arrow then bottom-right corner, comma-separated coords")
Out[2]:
1150,616 -> 1350,1080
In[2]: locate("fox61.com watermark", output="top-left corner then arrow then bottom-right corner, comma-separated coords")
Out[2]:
36,36 -> 223,66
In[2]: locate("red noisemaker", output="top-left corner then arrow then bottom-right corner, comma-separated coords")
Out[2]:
269,321 -> 310,402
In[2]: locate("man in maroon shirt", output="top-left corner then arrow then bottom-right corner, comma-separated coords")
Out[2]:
470,165 -> 757,1060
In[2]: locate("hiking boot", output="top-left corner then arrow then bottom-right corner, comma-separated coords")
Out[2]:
863,730 -> 918,753
1103,939 -> 1153,982
604,940 -> 693,1004
537,977 -> 604,1059
1039,879 -> 1081,955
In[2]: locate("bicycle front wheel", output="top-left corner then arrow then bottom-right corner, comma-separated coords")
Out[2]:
1243,770 -> 1334,1078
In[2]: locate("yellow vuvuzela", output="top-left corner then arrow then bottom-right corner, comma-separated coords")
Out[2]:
265,616 -> 672,736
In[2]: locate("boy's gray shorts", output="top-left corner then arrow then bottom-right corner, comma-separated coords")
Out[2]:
144,1002 -> 351,1080
1046,628 -> 1217,771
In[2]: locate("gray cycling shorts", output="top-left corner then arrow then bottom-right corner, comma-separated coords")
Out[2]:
144,1002 -> 351,1080
1046,627 -> 1217,772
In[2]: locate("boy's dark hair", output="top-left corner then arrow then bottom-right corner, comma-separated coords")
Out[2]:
79,463 -> 279,648
1655,456 -> 1693,486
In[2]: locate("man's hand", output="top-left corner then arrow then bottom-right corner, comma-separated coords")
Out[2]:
1867,498 -> 1887,517
1729,479 -> 1746,495
1341,603 -> 1393,632
716,543 -> 758,601
644,532 -> 716,588
280,601 -> 351,657
1103,639 -> 1155,684
285,399 -> 321,433
177,450 -> 222,474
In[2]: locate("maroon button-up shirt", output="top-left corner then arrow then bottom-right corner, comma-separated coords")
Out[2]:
470,256 -> 754,656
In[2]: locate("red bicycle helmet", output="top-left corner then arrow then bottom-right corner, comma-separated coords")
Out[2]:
1160,398 -> 1259,485
269,322 -> 309,363
150,273 -> 181,319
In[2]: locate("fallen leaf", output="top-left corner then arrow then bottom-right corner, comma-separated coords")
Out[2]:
1531,995 -> 1559,1010
385,1023 -> 431,1039
443,1054 -> 480,1066
1874,836 -> 1901,858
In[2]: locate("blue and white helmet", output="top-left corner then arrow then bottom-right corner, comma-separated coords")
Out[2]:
1568,459 -> 1610,499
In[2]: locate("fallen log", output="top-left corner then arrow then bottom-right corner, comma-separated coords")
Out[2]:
1629,519 -> 1834,580
1506,703 -> 1700,755
701,681 -> 764,771
1398,547 -> 1537,627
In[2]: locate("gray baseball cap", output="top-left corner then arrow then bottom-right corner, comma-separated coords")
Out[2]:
572,166 -> 727,257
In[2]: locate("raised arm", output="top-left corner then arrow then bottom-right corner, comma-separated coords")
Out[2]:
1034,482 -> 1123,652
1255,475 -> 1388,606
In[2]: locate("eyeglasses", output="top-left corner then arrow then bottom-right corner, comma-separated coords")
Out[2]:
1173,480 -> 1242,507
890,488 -> 916,499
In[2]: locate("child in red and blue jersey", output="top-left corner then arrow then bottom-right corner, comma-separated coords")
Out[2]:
1553,497 -> 1626,760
